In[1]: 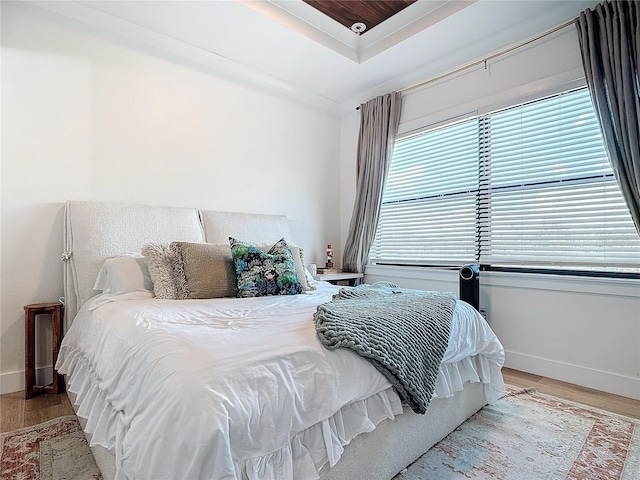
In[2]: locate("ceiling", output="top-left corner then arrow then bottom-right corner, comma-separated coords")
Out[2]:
302,1 -> 417,34
30,0 -> 600,114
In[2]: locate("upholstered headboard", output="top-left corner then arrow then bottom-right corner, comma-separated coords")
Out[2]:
63,201 -> 295,330
200,210 -> 291,245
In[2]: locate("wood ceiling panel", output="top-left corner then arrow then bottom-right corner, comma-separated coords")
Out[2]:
303,0 -> 417,34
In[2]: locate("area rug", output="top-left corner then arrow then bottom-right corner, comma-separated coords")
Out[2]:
395,387 -> 640,480
2,391 -> 638,480
0,415 -> 101,480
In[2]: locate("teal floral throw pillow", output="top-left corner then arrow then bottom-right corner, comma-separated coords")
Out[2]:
229,237 -> 304,298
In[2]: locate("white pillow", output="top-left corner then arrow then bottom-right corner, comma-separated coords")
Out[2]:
304,266 -> 316,287
93,255 -> 153,295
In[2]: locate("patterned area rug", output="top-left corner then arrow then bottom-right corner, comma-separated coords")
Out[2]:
0,415 -> 101,480
395,387 -> 640,480
2,390 -> 638,480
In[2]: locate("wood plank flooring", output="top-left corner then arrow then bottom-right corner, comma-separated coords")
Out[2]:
502,367 -> 639,419
0,389 -> 76,433
1,368 -> 638,434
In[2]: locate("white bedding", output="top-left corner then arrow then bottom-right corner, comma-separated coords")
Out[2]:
57,282 -> 505,480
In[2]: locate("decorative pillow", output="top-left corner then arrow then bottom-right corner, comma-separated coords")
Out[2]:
255,242 -> 313,291
141,243 -> 181,299
304,265 -> 317,290
93,255 -> 153,295
230,237 -> 304,298
297,246 -> 316,291
171,242 -> 237,299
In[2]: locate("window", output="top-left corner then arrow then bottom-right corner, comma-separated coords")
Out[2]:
371,88 -> 640,274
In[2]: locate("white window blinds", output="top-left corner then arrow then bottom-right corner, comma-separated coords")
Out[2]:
371,88 -> 640,273
371,119 -> 478,266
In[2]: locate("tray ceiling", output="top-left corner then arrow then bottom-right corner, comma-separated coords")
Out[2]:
242,0 -> 476,63
303,1 -> 417,34
29,0 -> 601,113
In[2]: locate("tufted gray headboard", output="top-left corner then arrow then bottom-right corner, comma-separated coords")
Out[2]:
63,201 -> 295,331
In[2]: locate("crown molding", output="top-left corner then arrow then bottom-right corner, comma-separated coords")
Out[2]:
26,1 -> 342,114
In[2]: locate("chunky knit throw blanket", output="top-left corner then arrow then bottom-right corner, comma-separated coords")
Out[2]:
314,282 -> 456,414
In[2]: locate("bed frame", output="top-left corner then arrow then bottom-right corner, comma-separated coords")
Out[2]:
62,200 -> 488,480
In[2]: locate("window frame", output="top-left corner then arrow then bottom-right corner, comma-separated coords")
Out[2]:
370,87 -> 640,279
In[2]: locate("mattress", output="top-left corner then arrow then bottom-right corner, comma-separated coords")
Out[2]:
57,281 -> 504,480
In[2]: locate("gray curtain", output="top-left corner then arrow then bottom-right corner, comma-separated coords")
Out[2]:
576,0 -> 640,235
343,92 -> 402,273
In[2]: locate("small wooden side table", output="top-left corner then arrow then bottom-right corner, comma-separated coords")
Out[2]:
24,302 -> 64,399
313,272 -> 364,286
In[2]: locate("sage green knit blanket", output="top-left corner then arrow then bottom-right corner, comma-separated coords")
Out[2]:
314,282 -> 456,414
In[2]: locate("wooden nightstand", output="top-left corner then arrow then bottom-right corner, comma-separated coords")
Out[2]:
24,302 -> 64,399
313,272 -> 364,286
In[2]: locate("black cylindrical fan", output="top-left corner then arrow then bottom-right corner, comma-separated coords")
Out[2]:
459,264 -> 480,311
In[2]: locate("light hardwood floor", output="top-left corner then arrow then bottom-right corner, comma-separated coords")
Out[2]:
1,388 -> 76,433
501,367 -> 639,419
1,368 -> 638,434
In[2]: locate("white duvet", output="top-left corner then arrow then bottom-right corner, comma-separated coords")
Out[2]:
57,282 -> 505,480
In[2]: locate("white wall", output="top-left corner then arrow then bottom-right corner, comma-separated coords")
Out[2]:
0,2 -> 341,393
340,27 -> 640,400
3,3 -> 638,402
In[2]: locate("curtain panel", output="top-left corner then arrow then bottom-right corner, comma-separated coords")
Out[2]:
343,92 -> 402,273
575,0 -> 640,235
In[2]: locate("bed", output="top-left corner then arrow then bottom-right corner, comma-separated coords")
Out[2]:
56,200 -> 505,480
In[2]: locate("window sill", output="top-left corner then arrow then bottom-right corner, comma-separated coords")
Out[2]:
365,264 -> 640,299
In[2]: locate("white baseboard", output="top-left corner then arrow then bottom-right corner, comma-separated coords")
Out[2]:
505,350 -> 640,401
0,371 -> 24,395
0,366 -> 54,395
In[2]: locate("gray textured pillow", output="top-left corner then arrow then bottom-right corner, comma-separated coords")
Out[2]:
141,243 -> 180,299
172,242 -> 237,299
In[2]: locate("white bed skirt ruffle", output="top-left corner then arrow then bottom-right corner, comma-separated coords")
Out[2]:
437,355 -> 504,404
58,344 -> 502,479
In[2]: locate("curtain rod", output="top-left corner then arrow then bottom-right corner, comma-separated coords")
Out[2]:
356,18 -> 575,110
